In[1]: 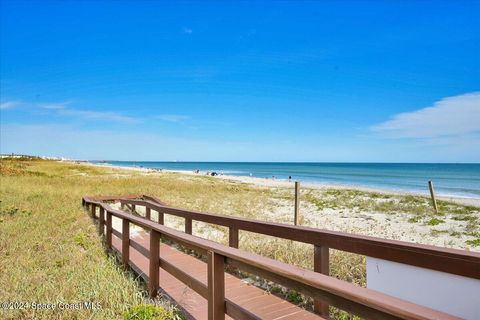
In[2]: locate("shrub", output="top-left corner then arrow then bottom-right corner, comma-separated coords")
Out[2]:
124,304 -> 184,320
408,216 -> 421,223
466,239 -> 480,247
427,218 -> 445,226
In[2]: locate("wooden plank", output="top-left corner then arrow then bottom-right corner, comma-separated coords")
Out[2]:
91,203 -> 96,218
106,211 -> 112,249
122,219 -> 130,269
229,226 -> 239,249
131,238 -> 149,257
313,245 -> 329,317
208,251 -> 225,320
146,207 -> 151,220
98,207 -> 105,236
185,217 -> 193,235
158,212 -> 164,225
428,180 -> 438,214
142,194 -> 168,205
149,230 -> 160,297
160,256 -> 208,298
224,300 -> 261,320
294,181 -> 300,226
84,194 -> 140,202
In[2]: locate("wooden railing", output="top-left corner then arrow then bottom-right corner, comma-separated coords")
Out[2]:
82,195 -> 476,320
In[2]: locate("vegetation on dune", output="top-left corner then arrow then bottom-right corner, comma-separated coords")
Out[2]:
0,160 -> 184,319
1,159 -> 478,320
302,186 -> 479,241
123,304 -> 185,320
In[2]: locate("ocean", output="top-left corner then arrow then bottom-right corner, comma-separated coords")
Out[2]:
91,161 -> 480,199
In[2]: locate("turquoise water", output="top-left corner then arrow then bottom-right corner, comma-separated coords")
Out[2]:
92,161 -> 480,198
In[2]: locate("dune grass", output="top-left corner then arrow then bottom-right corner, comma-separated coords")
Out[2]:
1,159 -> 477,319
0,160 -> 196,319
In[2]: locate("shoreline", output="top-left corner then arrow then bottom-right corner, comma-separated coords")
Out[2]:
81,161 -> 480,207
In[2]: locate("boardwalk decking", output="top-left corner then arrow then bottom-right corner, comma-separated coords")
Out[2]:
111,229 -> 323,320
84,195 -> 472,320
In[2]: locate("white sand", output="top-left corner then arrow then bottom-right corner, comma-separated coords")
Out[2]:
83,161 -> 480,252
83,161 -> 480,207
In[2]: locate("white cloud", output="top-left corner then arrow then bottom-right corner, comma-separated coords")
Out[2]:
371,92 -> 480,139
39,102 -> 138,123
155,114 -> 189,123
41,103 -> 67,110
58,108 -> 138,123
183,27 -> 192,34
0,101 -> 20,110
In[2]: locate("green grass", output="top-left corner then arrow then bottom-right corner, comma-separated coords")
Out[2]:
0,160 -> 209,319
302,186 -> 479,238
427,218 -> 445,226
123,304 -> 185,320
305,189 -> 434,215
466,239 -> 480,247
408,216 -> 421,223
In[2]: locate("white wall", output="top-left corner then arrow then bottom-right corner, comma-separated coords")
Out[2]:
366,257 -> 480,320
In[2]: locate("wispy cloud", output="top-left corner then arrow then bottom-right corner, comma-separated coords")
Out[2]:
155,114 -> 189,123
39,102 -> 139,123
183,27 -> 192,34
371,92 -> 480,139
41,103 -> 68,110
59,109 -> 138,123
0,101 -> 20,110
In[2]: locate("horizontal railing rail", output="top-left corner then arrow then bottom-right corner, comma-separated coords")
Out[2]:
117,197 -> 480,280
83,195 -> 464,320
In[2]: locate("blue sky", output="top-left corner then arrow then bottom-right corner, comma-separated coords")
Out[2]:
1,1 -> 479,162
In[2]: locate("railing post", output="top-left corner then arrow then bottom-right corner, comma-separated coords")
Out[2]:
208,251 -> 225,320
294,181 -> 300,225
158,212 -> 164,225
122,219 -> 130,269
98,207 -> 105,235
91,203 -> 96,219
185,217 -> 192,235
146,207 -> 151,220
229,226 -> 239,248
106,211 -> 112,249
428,180 -> 438,214
314,245 -> 330,317
131,204 -> 136,213
149,229 -> 160,297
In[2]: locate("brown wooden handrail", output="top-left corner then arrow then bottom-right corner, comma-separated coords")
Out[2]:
116,197 -> 480,280
83,196 -> 463,320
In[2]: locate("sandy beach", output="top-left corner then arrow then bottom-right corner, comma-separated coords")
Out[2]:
81,161 -> 480,252
83,161 -> 480,207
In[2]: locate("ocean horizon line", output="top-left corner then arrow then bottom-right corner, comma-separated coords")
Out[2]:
89,160 -> 480,165
90,160 -> 480,199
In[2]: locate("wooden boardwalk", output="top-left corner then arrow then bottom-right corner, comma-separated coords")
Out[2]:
111,229 -> 323,320
84,195 -> 471,320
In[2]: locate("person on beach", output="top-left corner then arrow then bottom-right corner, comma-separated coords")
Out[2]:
289,175 -> 292,181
